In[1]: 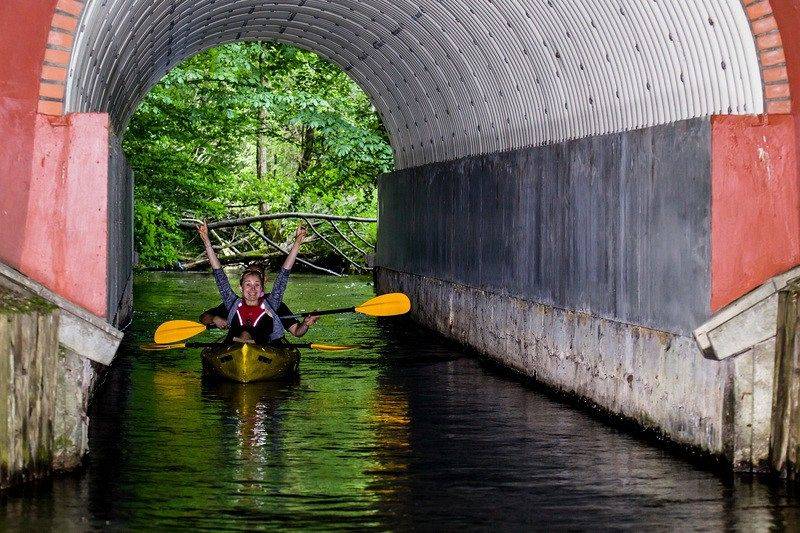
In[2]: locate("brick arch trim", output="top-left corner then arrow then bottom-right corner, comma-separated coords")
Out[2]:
36,0 -> 794,118
37,0 -> 85,116
743,0 -> 793,114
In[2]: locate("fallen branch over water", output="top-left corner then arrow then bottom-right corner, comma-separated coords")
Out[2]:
248,224 -> 342,276
180,212 -> 376,230
180,212 -> 375,275
181,251 -> 282,270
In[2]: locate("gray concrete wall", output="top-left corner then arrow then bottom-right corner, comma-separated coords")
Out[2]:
374,118 -> 783,466
376,269 -> 732,455
0,287 -> 59,490
378,118 -> 711,336
107,135 -> 134,328
0,265 -> 114,489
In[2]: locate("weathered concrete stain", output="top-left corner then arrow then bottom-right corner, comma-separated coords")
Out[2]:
378,118 -> 712,336
0,286 -> 59,490
377,268 -> 731,454
0,279 -> 100,490
53,347 -> 93,470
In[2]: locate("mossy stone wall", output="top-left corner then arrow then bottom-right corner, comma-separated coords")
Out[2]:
0,287 -> 59,490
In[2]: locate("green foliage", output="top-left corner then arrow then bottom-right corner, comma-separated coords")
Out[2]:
124,42 -> 393,268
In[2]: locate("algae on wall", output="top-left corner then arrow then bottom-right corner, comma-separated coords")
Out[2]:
0,286 -> 59,490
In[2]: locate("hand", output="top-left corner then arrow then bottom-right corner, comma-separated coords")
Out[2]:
197,222 -> 210,242
303,314 -> 319,327
212,316 -> 228,329
294,225 -> 308,244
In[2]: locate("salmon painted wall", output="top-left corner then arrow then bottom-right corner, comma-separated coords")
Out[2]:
21,114 -> 110,317
0,0 -> 57,262
711,0 -> 800,311
711,115 -> 800,310
0,0 -> 110,317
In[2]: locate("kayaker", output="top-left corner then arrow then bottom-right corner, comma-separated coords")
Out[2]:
197,222 -> 317,345
198,272 -> 318,338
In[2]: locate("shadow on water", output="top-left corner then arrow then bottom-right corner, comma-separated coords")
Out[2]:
5,273 -> 800,529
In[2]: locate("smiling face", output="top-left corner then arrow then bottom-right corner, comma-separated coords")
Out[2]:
240,272 -> 263,305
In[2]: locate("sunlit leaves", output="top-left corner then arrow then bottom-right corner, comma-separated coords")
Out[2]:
123,41 -> 393,268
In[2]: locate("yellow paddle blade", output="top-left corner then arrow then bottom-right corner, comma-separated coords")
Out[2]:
154,320 -> 207,344
309,343 -> 358,351
141,342 -> 186,351
354,293 -> 411,317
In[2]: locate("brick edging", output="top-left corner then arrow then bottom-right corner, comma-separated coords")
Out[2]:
742,0 -> 793,114
37,0 -> 86,115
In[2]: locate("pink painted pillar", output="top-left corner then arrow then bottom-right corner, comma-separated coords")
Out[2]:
711,115 -> 800,310
20,113 -> 110,318
710,0 -> 800,311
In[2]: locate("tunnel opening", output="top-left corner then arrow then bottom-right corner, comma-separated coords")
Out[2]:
4,0 -> 800,496
120,40 -> 392,273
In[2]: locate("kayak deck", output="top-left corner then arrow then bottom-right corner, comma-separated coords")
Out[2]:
201,342 -> 300,383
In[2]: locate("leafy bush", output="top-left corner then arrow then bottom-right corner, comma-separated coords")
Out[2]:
124,42 -> 392,268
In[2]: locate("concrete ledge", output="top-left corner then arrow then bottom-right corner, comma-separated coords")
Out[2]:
0,263 -> 122,365
694,266 -> 800,360
376,267 -> 798,472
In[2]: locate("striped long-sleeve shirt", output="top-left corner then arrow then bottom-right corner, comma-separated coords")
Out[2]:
212,267 -> 291,341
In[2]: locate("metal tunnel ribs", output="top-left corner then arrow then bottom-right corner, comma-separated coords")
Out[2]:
64,0 -> 763,168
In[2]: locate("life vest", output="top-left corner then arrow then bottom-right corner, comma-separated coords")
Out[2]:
235,298 -> 271,328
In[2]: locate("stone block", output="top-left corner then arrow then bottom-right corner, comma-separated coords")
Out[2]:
0,286 -> 59,490
0,262 -> 122,365
694,266 -> 800,360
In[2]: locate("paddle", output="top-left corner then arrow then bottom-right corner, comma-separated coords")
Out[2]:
154,320 -> 208,344
141,341 -> 357,352
280,293 -> 411,319
153,293 -> 411,344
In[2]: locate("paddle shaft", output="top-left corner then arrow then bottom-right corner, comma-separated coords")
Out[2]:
280,306 -> 355,319
184,341 -> 316,349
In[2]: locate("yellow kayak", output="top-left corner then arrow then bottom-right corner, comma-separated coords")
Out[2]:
201,342 -> 300,383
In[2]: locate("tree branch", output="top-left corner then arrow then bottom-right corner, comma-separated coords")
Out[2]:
181,250 -> 281,270
327,220 -> 369,257
345,220 -> 376,250
302,218 -> 368,272
247,224 -> 342,276
180,212 -> 377,230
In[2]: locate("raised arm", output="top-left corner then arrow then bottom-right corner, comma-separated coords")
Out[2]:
266,225 -> 307,310
198,223 -> 238,310
197,223 -> 222,270
281,225 -> 307,271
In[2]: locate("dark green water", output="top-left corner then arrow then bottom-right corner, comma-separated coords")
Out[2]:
4,273 -> 800,530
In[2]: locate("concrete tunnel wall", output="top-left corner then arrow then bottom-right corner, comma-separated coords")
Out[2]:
378,118 -> 713,337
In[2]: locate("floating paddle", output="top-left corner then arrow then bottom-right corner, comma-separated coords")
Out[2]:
153,293 -> 411,344
141,341 -> 357,352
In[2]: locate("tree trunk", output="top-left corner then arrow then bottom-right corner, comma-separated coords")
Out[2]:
297,125 -> 315,176
257,106 -> 270,218
256,43 -> 271,234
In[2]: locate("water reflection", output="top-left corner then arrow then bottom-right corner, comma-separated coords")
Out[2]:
4,273 -> 800,529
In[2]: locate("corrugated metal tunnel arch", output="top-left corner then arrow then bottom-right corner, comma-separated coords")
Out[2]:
65,0 -> 764,169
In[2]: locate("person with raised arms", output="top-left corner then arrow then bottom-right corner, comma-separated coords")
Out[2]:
197,222 -> 319,346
